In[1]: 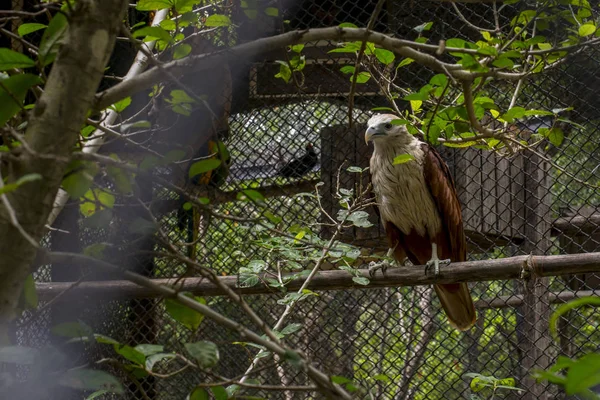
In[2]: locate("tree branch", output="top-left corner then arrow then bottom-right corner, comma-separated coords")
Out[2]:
35,252 -> 600,300
94,27 -> 530,112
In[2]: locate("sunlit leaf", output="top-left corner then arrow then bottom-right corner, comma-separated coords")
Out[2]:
578,23 -> 596,37
133,26 -> 172,43
18,23 -> 46,37
136,0 -> 172,11
205,14 -> 232,27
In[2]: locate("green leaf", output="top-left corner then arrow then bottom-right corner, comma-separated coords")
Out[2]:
413,21 -> 433,33
477,45 -> 498,56
373,374 -> 390,383
0,172 -> 42,196
110,96 -> 131,113
429,73 -> 448,87
578,23 -> 596,37
173,43 -> 192,59
18,23 -> 47,37
347,210 -> 373,227
492,57 -> 515,69
134,345 -> 164,357
0,74 -> 43,126
352,71 -> 371,83
145,353 -> 176,371
22,274 -> 38,309
62,173 -> 94,199
352,276 -> 370,285
339,65 -> 355,74
185,341 -> 219,369
290,44 -> 304,53
238,189 -> 265,205
39,11 -> 68,66
174,0 -> 197,13
550,296 -> 600,340
501,106 -> 526,122
51,321 -> 93,338
190,388 -> 209,400
397,57 -> 414,68
133,26 -> 172,43
107,162 -> 133,195
393,154 -> 415,164
265,7 -> 279,16
211,386 -> 229,400
275,62 -> 292,83
0,49 -> 36,70
566,353 -> 600,395
403,92 -> 428,101
136,0 -> 172,11
59,369 -> 124,394
338,22 -> 358,28
83,243 -> 107,260
547,127 -> 564,147
281,323 -> 303,335
189,159 -> 221,179
165,295 -> 205,330
205,14 -> 232,27
374,48 -> 395,65
160,19 -> 177,31
331,376 -> 352,384
114,344 -> 146,365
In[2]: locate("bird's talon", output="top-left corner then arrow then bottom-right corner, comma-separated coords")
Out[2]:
425,258 -> 452,277
369,261 -> 389,278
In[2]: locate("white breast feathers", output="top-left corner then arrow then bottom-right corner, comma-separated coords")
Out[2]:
370,139 -> 442,238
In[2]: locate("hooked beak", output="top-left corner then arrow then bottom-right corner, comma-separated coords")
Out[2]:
365,126 -> 387,144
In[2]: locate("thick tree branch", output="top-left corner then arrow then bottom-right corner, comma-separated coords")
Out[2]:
41,251 -> 352,400
0,0 -> 128,333
94,27 -> 530,112
35,252 -> 600,300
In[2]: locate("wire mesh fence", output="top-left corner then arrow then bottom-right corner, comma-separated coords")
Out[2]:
7,0 -> 600,399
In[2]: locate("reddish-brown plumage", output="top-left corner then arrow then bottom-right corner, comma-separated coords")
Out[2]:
366,114 -> 476,331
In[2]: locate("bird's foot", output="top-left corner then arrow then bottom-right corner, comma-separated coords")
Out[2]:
369,260 -> 392,278
425,258 -> 451,277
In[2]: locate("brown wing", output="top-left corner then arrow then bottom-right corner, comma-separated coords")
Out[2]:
421,143 -> 467,262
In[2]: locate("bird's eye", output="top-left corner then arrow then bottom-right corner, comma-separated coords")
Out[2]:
384,123 -> 393,130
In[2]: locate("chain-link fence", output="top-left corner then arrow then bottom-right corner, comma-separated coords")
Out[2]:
9,0 -> 600,399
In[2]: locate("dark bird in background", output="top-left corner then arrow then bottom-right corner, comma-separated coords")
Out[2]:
365,114 -> 476,331
278,142 -> 318,178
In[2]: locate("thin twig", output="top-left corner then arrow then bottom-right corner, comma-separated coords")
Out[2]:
347,0 -> 387,127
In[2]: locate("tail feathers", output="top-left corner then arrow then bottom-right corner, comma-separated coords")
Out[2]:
434,283 -> 476,331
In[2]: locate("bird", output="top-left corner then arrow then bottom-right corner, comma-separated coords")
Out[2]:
278,142 -> 318,178
365,113 -> 476,331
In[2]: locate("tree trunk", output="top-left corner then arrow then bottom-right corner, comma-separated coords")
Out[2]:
0,0 -> 128,339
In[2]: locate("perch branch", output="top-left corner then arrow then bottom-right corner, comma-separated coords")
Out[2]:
35,253 -> 600,300
42,251 -> 352,400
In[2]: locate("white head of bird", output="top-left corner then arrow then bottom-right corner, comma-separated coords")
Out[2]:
365,114 -> 412,146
